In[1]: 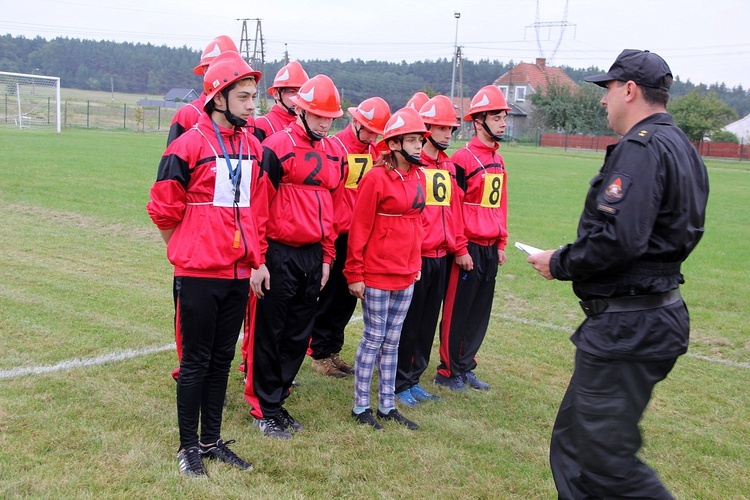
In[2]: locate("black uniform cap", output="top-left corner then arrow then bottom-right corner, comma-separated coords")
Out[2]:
585,49 -> 673,91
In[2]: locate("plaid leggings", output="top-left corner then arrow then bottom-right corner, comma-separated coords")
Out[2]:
354,285 -> 415,410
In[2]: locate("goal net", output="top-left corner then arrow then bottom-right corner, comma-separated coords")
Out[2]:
0,71 -> 61,133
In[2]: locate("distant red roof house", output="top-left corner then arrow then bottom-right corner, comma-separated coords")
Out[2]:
493,57 -> 578,138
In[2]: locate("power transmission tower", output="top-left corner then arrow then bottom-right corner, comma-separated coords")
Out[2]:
237,18 -> 267,97
524,0 -> 576,64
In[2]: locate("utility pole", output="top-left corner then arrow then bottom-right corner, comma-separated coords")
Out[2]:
238,18 -> 267,97
450,12 -> 461,103
457,46 -> 465,138
284,43 -> 289,65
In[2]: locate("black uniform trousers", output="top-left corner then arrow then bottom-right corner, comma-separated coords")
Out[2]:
437,241 -> 498,378
550,348 -> 677,500
175,276 -> 249,450
247,239 -> 322,419
309,233 -> 358,359
396,255 -> 447,393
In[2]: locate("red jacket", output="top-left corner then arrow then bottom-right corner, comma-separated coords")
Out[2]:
166,93 -> 206,146
344,164 -> 425,290
254,105 -> 296,143
450,137 -> 509,249
261,122 -> 343,264
419,150 -> 469,258
330,125 -> 380,235
147,112 -> 271,279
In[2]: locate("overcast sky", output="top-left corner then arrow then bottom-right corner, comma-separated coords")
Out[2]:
3,0 -> 749,88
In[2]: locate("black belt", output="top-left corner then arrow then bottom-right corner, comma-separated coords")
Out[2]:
579,289 -> 682,317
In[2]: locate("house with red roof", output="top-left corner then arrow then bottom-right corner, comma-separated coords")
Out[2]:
493,57 -> 578,138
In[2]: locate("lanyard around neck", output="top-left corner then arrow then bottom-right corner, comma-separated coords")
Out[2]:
212,120 -> 243,189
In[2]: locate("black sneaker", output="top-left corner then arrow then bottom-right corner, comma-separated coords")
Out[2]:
463,371 -> 490,390
351,408 -> 384,431
278,406 -> 303,432
177,446 -> 208,478
434,373 -> 468,391
376,408 -> 420,430
254,416 -> 293,439
200,439 -> 253,471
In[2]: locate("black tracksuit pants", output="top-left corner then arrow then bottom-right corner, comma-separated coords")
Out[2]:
244,240 -> 322,419
175,276 -> 249,450
309,233 -> 358,359
437,241 -> 498,378
395,255 -> 447,393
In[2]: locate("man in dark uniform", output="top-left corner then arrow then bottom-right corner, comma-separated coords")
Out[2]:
526,49 -> 709,499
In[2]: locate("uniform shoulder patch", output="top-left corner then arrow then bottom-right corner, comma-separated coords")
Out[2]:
601,172 -> 631,203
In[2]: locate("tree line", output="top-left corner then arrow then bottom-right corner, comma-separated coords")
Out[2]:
1,34 -> 747,140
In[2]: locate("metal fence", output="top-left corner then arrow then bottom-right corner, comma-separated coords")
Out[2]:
60,100 -> 179,132
540,132 -> 748,160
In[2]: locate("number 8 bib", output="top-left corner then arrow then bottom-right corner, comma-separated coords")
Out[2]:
480,173 -> 504,208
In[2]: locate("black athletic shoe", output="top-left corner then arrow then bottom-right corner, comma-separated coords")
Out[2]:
177,446 -> 208,478
434,373 -> 468,391
254,417 -> 293,439
376,408 -> 420,430
200,439 -> 253,471
351,408 -> 384,431
278,406 -> 303,432
463,371 -> 490,390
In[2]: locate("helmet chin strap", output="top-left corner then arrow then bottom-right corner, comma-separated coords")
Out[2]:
428,136 -> 450,151
481,115 -> 504,142
425,125 -> 452,151
215,90 -> 247,127
277,89 -> 297,117
354,124 -> 370,145
300,110 -> 325,142
395,138 -> 423,165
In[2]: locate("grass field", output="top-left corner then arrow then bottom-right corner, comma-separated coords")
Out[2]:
0,128 -> 748,498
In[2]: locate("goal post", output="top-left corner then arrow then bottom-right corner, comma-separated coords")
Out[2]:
0,71 -> 61,133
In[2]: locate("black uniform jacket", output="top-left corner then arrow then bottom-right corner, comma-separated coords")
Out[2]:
550,113 -> 709,360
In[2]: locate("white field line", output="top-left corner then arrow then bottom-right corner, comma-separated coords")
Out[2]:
491,313 -> 750,370
1,314 -> 746,380
0,344 -> 174,379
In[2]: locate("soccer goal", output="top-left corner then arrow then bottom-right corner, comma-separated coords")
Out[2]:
0,71 -> 61,133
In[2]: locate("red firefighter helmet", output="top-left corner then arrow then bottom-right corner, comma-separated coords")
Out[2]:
405,91 -> 430,112
463,85 -> 511,121
194,35 -> 239,76
203,51 -> 262,104
289,74 -> 343,119
419,95 -> 460,127
348,97 -> 391,135
382,107 -> 430,142
267,61 -> 309,95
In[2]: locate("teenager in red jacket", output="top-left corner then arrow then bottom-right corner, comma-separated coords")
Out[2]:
309,96 -> 391,378
243,74 -> 343,439
345,107 -> 427,432
165,35 -> 242,383
253,60 -> 309,143
435,85 -> 510,392
166,35 -> 239,146
147,51 -> 270,478
236,60 -> 308,378
395,95 -> 473,406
